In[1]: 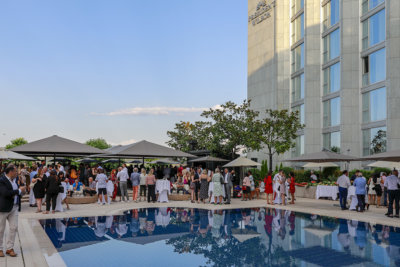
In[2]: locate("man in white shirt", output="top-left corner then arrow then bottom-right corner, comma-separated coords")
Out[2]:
0,164 -> 26,257
117,165 -> 130,202
337,170 -> 351,210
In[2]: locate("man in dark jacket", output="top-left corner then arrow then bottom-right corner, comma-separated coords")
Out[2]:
0,164 -> 26,257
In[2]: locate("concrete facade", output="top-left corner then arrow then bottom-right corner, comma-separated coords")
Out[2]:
247,0 -> 400,168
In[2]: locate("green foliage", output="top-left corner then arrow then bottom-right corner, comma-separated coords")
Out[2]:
259,109 -> 305,172
5,137 -> 28,149
167,100 -> 262,159
85,138 -> 111,150
166,121 -> 211,152
201,100 -> 262,159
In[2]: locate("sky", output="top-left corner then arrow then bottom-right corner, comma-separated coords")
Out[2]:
0,0 -> 247,147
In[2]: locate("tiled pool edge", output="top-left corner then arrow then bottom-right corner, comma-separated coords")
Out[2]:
19,219 -> 67,267
18,197 -> 400,267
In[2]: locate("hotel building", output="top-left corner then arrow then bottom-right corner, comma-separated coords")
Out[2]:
247,0 -> 400,167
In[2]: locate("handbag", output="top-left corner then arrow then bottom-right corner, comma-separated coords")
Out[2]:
30,180 -> 37,189
59,185 -> 65,194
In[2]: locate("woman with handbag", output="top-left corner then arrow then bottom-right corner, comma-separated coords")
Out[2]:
32,168 -> 46,213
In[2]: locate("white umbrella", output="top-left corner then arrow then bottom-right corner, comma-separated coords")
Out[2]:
367,161 -> 400,169
232,233 -> 260,243
223,157 -> 261,167
0,150 -> 36,161
303,162 -> 338,168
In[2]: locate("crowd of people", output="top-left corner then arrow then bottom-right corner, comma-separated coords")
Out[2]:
336,169 -> 400,218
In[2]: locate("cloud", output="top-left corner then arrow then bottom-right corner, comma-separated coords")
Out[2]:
92,105 -> 222,116
109,138 -> 137,146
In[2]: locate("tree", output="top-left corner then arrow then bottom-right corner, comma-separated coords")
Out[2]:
259,109 -> 304,172
201,100 -> 262,159
85,138 -> 111,150
166,121 -> 211,152
370,129 -> 387,154
5,137 -> 28,149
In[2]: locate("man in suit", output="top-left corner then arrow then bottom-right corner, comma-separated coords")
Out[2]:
0,164 -> 26,257
223,168 -> 233,204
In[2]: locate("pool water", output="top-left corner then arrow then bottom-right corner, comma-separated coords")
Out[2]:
40,207 -> 400,267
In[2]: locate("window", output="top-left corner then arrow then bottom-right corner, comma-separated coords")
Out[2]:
362,48 -> 386,86
323,62 -> 340,95
323,131 -> 341,152
363,126 -> 387,156
292,74 -> 304,101
291,43 -> 304,72
293,104 -> 305,125
362,9 -> 385,50
291,13 -> 304,44
362,87 -> 386,123
362,0 -> 385,15
322,0 -> 339,31
323,97 -> 340,127
292,135 -> 305,157
323,29 -> 340,63
291,0 -> 304,16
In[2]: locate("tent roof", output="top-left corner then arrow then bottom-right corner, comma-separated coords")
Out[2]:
95,140 -> 194,158
285,150 -> 358,163
303,162 -> 338,168
223,157 -> 261,167
11,135 -> 105,156
189,156 -> 229,163
0,150 -> 36,161
367,160 -> 400,169
361,149 -> 400,162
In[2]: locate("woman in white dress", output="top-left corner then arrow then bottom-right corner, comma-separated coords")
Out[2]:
55,173 -> 68,212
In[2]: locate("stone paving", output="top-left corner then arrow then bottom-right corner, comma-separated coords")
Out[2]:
6,197 -> 400,267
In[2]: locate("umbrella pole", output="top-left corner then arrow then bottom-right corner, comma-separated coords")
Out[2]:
142,157 -> 144,166
53,154 -> 56,165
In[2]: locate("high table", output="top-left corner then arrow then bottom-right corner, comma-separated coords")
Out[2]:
315,185 -> 339,200
156,179 -> 171,203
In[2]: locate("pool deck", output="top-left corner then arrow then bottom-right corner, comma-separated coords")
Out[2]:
4,197 -> 400,267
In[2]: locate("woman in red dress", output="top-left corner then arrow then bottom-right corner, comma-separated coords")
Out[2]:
289,172 -> 296,204
264,172 -> 273,205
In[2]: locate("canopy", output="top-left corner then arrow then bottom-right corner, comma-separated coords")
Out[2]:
11,135 -> 104,157
129,159 -> 143,164
0,150 -> 36,161
367,161 -> 400,169
189,156 -> 229,163
94,140 -> 194,158
303,162 -> 338,168
148,158 -> 180,165
361,149 -> 400,162
223,157 -> 261,167
285,150 -> 358,163
76,158 -> 98,163
102,159 -> 124,164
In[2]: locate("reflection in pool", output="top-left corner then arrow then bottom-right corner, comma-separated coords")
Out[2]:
40,207 -> 399,267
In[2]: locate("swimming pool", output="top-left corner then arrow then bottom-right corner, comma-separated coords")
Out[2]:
40,207 -> 399,267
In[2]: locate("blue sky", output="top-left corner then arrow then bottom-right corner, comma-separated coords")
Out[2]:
0,0 -> 247,147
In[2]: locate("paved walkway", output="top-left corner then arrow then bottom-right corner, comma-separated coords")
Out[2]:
8,197 -> 400,266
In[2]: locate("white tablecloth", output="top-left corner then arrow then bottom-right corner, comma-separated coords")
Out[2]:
347,186 -> 358,210
316,185 -> 339,200
156,180 -> 171,203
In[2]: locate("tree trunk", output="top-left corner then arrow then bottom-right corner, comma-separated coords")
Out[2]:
268,147 -> 273,173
